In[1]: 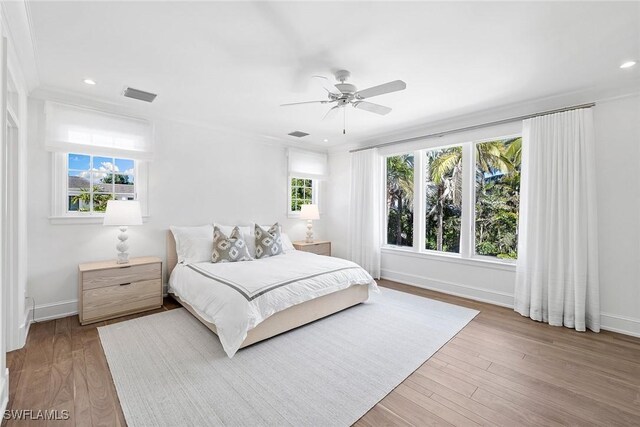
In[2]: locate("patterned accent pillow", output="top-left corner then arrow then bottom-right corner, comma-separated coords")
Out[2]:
255,223 -> 283,259
212,226 -> 253,263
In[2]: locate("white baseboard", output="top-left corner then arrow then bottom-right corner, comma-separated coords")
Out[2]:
381,268 -> 514,308
0,368 -> 8,416
26,283 -> 170,324
600,312 -> 640,338
30,299 -> 78,322
381,269 -> 640,338
24,279 -> 640,339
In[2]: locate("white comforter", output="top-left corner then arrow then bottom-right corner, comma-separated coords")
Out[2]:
169,251 -> 377,357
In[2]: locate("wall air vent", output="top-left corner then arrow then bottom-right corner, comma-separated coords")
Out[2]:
288,131 -> 309,138
123,87 -> 158,103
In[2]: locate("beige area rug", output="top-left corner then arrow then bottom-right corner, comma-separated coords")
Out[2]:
99,287 -> 478,426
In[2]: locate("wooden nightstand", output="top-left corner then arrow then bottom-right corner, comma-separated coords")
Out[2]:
292,240 -> 331,256
78,256 -> 163,325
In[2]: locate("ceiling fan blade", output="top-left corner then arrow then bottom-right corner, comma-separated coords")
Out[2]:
355,80 -> 406,99
280,100 -> 331,107
353,101 -> 392,115
312,75 -> 342,95
322,105 -> 340,120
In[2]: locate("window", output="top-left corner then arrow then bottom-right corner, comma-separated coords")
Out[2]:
425,147 -> 462,253
474,137 -> 521,259
383,135 -> 521,262
386,154 -> 414,247
45,101 -> 152,222
287,148 -> 327,217
289,177 -> 317,213
67,153 -> 136,213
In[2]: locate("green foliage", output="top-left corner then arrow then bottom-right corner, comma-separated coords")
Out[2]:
386,155 -> 414,246
71,186 -> 113,212
475,137 -> 521,258
290,177 -> 314,212
386,138 -> 521,258
426,147 -> 463,252
102,174 -> 133,184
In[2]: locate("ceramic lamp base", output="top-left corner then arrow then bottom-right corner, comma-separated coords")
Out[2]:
116,226 -> 130,264
305,220 -> 314,243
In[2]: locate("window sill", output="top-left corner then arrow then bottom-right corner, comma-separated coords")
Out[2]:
48,215 -> 150,225
381,246 -> 516,271
287,212 -> 323,219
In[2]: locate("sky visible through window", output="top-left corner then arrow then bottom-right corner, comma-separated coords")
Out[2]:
67,153 -> 135,213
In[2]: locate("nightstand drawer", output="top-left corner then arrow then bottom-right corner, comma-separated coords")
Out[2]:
305,244 -> 331,256
82,279 -> 162,322
82,263 -> 161,290
293,241 -> 331,256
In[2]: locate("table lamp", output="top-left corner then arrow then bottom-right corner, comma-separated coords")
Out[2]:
300,204 -> 320,243
103,200 -> 143,264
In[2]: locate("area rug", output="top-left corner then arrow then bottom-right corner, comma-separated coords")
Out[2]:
99,287 -> 478,426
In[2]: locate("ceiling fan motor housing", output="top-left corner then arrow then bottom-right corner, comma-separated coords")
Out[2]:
335,83 -> 357,94
334,69 -> 351,82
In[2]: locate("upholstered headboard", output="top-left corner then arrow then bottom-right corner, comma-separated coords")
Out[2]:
166,230 -> 178,276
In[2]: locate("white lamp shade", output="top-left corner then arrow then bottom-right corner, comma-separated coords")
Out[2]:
103,200 -> 143,226
299,204 -> 320,220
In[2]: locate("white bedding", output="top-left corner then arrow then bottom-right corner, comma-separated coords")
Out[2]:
169,251 -> 378,357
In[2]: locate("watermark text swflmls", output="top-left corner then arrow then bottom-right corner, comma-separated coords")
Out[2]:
3,409 -> 70,421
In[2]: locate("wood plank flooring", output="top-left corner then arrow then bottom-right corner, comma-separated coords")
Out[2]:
4,280 -> 640,426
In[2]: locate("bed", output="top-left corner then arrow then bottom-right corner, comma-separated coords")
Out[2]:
166,230 -> 377,357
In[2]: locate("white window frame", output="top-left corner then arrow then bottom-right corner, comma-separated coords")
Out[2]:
50,152 -> 149,224
287,176 -> 319,218
382,133 -> 520,266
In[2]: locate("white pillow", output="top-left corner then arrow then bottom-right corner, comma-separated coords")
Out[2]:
170,224 -> 213,264
215,223 -> 254,257
281,233 -> 295,253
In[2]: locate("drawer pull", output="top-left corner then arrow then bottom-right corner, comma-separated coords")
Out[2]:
120,282 -> 132,286
120,265 -> 132,269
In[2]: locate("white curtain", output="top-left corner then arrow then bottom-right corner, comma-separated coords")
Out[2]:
348,149 -> 383,279
515,108 -> 600,332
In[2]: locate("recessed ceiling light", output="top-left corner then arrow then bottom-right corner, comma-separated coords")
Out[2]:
620,61 -> 636,69
323,139 -> 329,142
83,78 -> 96,85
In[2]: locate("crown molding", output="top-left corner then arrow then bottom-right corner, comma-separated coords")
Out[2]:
328,84 -> 640,154
30,85 -> 329,153
0,0 -> 40,91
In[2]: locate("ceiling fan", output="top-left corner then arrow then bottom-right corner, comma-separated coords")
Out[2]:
281,69 -> 407,134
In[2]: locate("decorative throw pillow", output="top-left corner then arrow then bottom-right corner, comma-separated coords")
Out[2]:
255,223 -> 283,259
212,226 -> 253,263
215,223 -> 255,258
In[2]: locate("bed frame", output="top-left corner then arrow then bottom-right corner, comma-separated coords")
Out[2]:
166,231 -> 369,349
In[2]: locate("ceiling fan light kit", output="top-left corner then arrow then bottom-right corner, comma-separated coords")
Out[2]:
281,69 -> 406,134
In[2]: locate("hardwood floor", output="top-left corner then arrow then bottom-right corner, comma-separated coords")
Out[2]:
4,281 -> 640,426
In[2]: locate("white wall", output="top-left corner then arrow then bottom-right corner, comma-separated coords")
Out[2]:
326,93 -> 640,337
324,151 -> 351,259
26,97 -> 325,320
593,94 -> 640,335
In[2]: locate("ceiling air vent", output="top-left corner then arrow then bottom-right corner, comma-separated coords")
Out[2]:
123,87 -> 158,103
288,131 -> 309,138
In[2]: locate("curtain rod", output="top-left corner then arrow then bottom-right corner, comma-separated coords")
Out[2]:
349,102 -> 596,153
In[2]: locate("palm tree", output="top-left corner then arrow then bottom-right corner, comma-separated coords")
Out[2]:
428,147 -> 463,251
426,140 -> 518,251
71,186 -> 112,212
71,187 -> 92,212
503,137 -> 522,167
387,155 -> 414,245
474,137 -> 522,257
